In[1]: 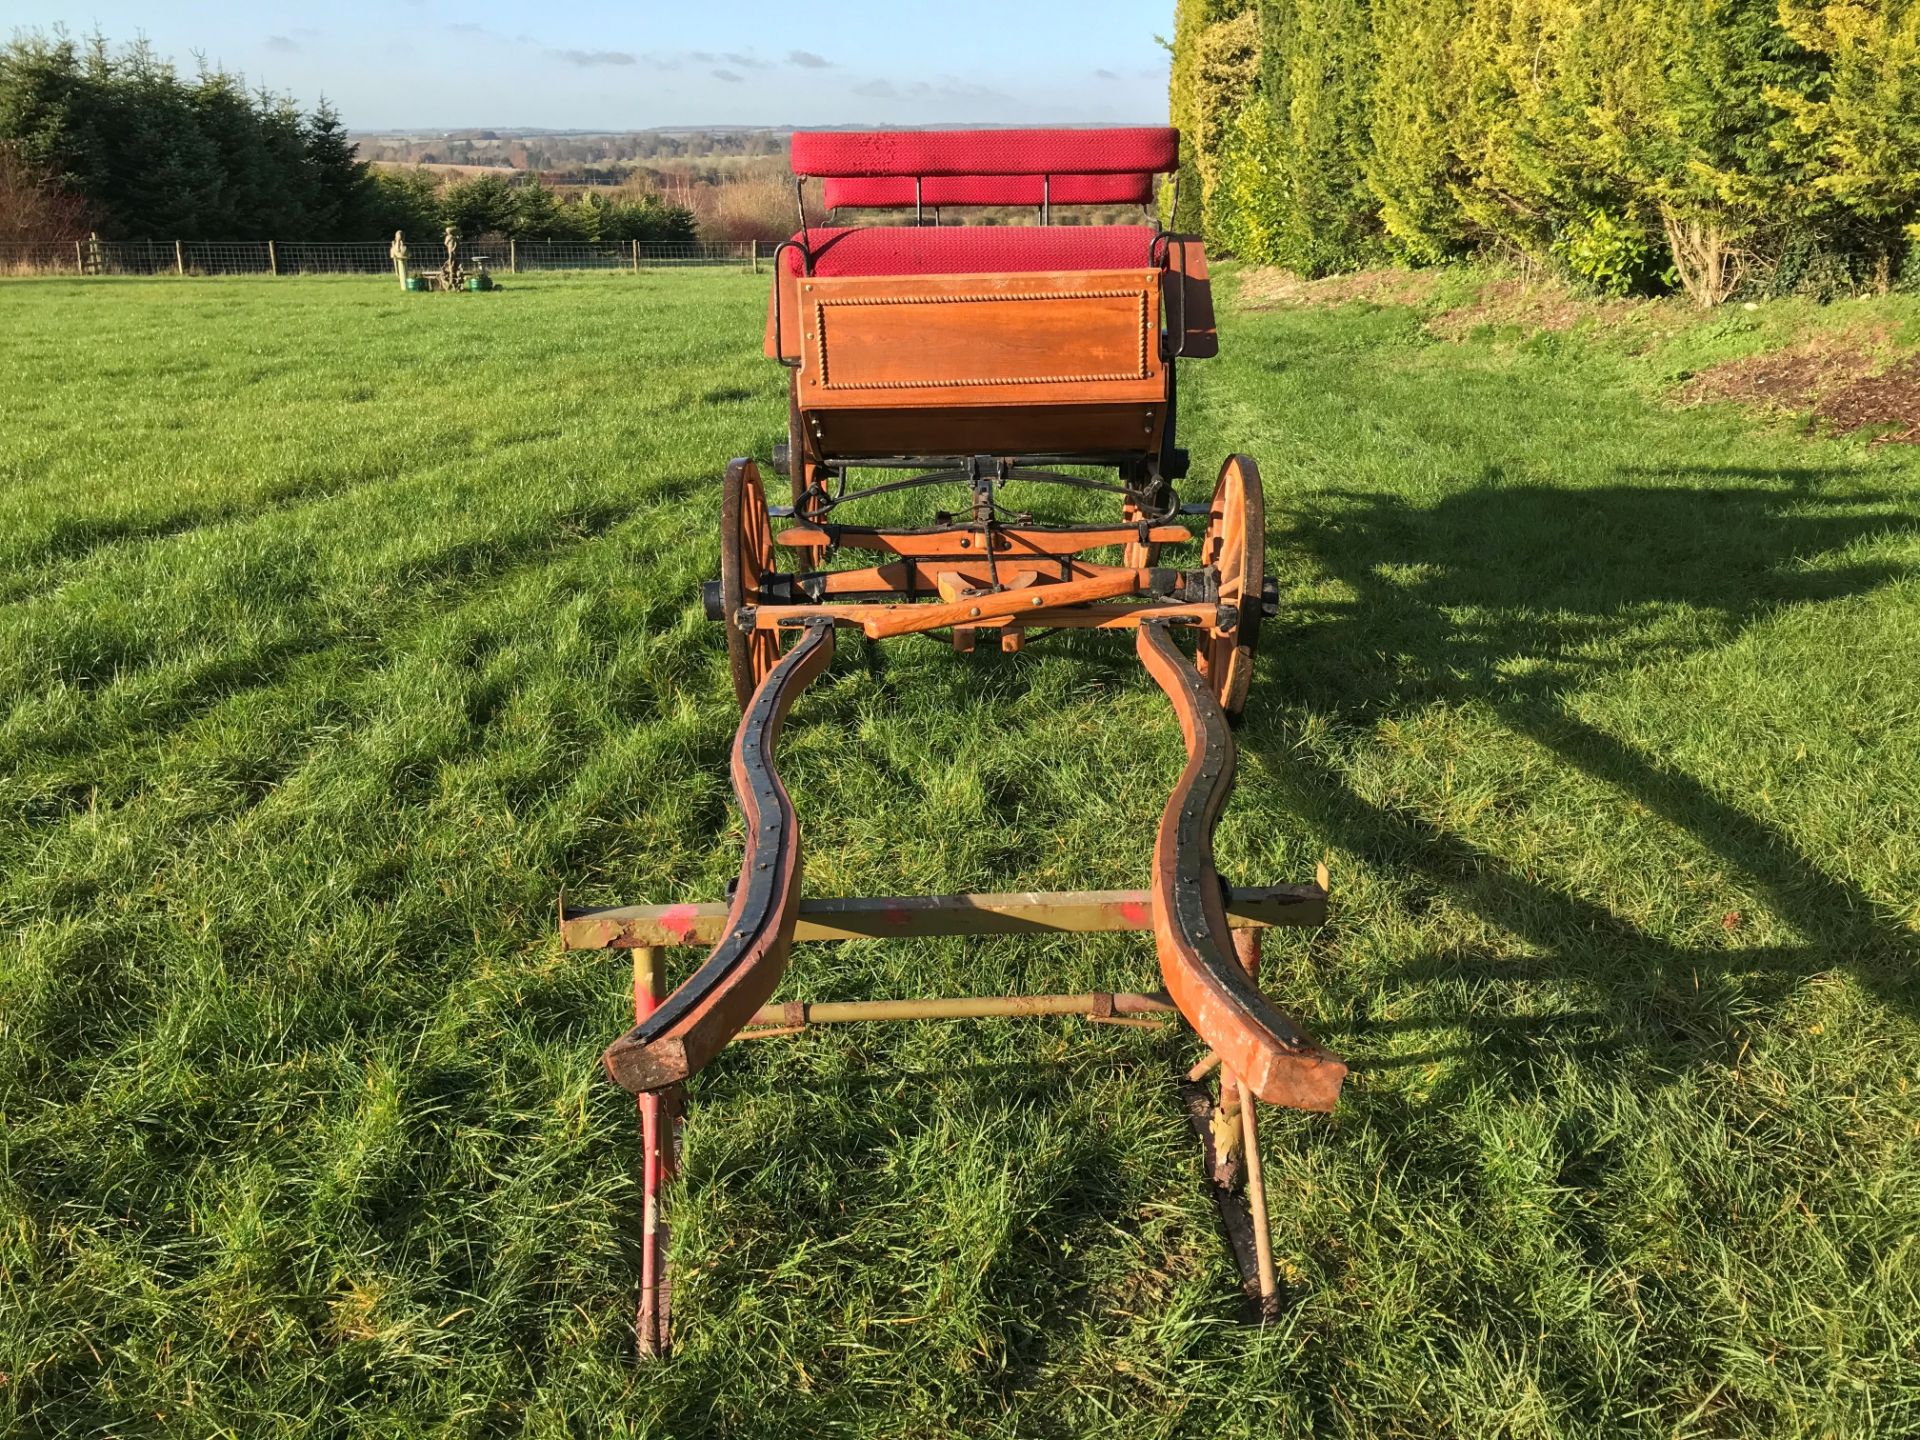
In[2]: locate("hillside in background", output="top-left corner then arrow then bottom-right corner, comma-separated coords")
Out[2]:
351,127 -> 787,185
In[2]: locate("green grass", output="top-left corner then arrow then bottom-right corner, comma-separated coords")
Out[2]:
2,269 -> 1917,1438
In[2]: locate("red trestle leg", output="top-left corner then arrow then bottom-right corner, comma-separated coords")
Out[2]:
633,946 -> 677,1357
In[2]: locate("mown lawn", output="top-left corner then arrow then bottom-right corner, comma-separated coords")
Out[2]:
1,269 -> 1916,1438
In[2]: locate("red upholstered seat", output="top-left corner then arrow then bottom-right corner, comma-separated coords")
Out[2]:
791,128 -> 1178,178
784,225 -> 1159,277
824,173 -> 1155,210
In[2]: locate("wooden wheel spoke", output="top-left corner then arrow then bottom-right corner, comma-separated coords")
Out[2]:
1196,454 -> 1265,720
722,458 -> 786,709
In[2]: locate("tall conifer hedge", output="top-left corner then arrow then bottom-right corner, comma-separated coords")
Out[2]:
1170,0 -> 1920,300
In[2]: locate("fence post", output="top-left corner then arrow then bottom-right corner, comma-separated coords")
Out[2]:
751,239 -> 759,274
631,239 -> 639,274
509,238 -> 517,274
175,240 -> 184,276
75,239 -> 83,275
268,240 -> 277,277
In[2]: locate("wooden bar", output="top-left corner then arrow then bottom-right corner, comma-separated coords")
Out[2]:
563,882 -> 1326,951
747,602 -> 1210,632
861,567 -> 1148,638
775,524 -> 1191,558
812,557 -> 1138,598
738,991 -> 1175,1030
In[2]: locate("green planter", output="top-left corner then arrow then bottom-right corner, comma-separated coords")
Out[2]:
404,276 -> 427,292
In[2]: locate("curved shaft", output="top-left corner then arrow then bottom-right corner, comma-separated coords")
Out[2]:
1137,620 -> 1346,1112
604,620 -> 836,1093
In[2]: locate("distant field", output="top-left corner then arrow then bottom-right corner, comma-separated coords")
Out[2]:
2,270 -> 1917,1438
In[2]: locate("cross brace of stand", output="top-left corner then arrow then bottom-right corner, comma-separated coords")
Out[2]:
563,876 -> 1331,1352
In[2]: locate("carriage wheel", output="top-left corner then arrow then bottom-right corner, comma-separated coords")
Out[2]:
721,458 -> 783,709
1195,454 -> 1265,721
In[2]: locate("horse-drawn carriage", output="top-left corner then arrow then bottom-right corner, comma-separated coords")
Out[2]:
561,126 -> 1347,1354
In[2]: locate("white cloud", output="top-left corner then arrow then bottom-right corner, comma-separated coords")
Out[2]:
547,48 -> 637,67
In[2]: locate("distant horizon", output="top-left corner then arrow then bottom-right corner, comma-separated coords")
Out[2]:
344,122 -> 1164,137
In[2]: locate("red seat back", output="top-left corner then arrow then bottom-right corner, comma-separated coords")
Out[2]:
823,173 -> 1155,210
790,127 -> 1179,179
783,226 -> 1161,276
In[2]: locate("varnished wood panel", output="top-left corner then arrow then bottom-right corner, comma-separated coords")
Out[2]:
796,270 -> 1164,410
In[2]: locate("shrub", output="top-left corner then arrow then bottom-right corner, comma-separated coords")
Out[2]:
1167,0 -> 1920,303
1553,206 -> 1659,296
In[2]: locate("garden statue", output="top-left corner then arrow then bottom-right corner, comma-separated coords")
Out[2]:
440,224 -> 463,292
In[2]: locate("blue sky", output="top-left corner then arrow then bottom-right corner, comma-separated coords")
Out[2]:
12,2 -> 1174,129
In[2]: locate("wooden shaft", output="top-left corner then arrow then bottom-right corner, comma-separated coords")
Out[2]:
861,568 -> 1150,638
175,239 -> 183,275
602,621 -> 836,1095
1139,621 -> 1347,1113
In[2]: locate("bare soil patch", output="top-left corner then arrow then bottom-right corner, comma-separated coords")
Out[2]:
1238,266 -> 1441,310
1818,355 -> 1920,443
1680,334 -> 1880,409
1679,331 -> 1920,443
1426,277 -> 1621,340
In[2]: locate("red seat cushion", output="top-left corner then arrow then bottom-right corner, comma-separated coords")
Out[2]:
824,173 -> 1155,210
783,225 -> 1159,277
791,128 -> 1179,178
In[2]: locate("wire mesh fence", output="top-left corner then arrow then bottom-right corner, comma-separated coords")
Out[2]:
0,238 -> 758,277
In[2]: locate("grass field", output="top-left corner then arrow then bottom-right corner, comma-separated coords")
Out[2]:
2,270 -> 1918,1438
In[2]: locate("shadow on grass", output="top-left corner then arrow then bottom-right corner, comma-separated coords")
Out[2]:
1243,475 -> 1920,1091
